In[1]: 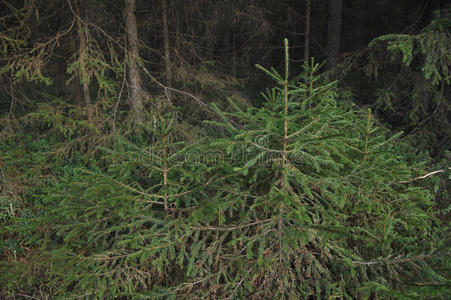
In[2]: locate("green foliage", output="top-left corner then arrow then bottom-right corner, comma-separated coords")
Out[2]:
0,1 -> 56,85
2,41 -> 449,299
364,11 -> 451,157
1,1 -> 449,297
0,133 -> 83,298
66,22 -> 123,97
368,17 -> 451,86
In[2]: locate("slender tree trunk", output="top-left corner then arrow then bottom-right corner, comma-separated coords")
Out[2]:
304,0 -> 311,63
325,0 -> 343,71
125,0 -> 144,124
161,0 -> 172,101
70,37 -> 83,104
232,30 -> 237,76
74,0 -> 91,107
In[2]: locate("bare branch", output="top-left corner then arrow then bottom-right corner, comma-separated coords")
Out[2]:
399,167 -> 450,183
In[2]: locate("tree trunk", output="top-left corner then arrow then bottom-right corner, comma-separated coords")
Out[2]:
325,0 -> 343,71
303,0 -> 311,64
74,0 -> 91,107
161,0 -> 172,100
125,0 -> 144,124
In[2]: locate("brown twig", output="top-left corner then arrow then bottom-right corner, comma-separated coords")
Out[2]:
399,167 -> 450,183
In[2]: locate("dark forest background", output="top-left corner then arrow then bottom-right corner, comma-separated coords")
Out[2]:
0,0 -> 450,299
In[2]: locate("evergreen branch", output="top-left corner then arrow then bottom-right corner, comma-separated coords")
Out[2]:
8,294 -> 40,300
299,133 -> 344,144
346,253 -> 439,266
414,281 -> 450,286
179,275 -> 214,290
255,64 -> 283,82
248,141 -> 283,153
85,239 -> 182,261
367,131 -> 403,154
78,169 -> 165,204
220,189 -> 257,199
191,219 -> 272,231
287,118 -> 319,139
225,278 -> 245,300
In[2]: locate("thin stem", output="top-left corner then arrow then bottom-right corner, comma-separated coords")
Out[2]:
279,38 -> 290,264
363,109 -> 371,161
308,60 -> 314,109
283,38 -> 289,176
162,123 -> 169,215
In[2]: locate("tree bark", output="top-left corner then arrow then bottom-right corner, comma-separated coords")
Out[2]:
303,0 -> 311,64
125,0 -> 144,124
325,0 -> 343,71
161,0 -> 172,101
74,0 -> 91,107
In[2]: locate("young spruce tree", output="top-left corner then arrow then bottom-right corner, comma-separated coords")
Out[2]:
3,40 -> 448,299
203,39 -> 448,299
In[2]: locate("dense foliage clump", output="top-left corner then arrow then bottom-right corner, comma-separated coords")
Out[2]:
1,40 -> 449,299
